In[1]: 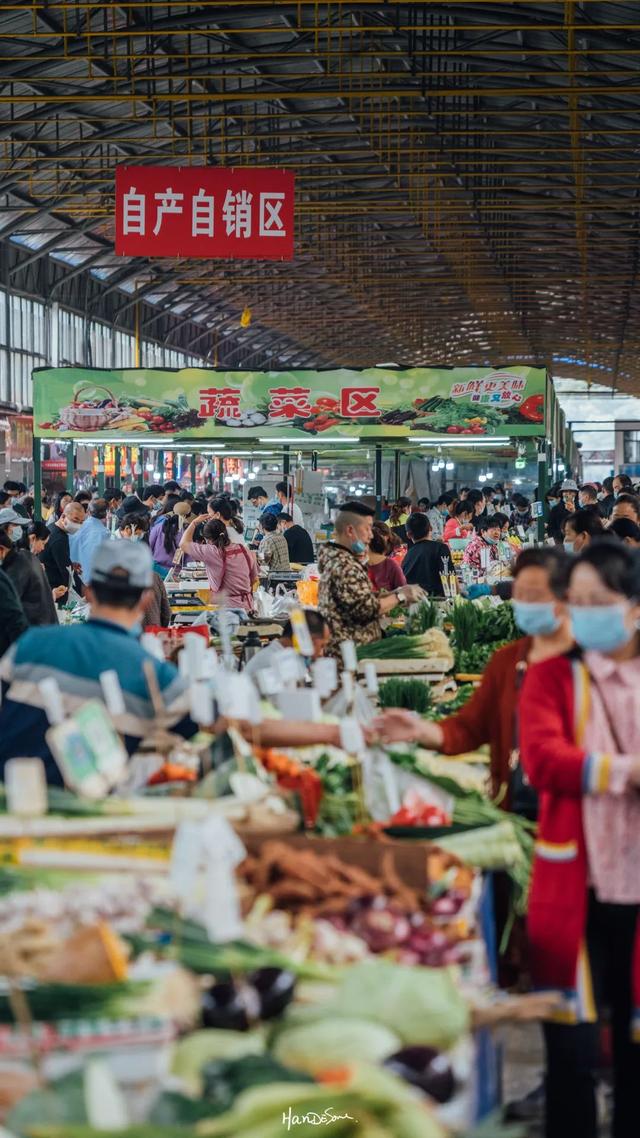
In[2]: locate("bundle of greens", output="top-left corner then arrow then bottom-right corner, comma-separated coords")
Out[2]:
357,627 -> 452,666
0,981 -> 149,1024
378,678 -> 432,715
451,600 -> 517,672
313,753 -> 362,837
135,909 -> 336,982
404,599 -> 439,635
454,641 -> 511,675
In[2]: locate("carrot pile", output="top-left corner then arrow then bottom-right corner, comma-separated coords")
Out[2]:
254,748 -> 323,828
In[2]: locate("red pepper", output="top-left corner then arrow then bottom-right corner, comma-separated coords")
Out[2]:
519,394 -> 544,423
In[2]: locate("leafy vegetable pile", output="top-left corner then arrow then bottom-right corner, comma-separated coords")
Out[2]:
313,752 -> 363,837
404,599 -> 439,635
378,678 -> 432,715
0,981 -> 149,1024
427,684 -> 474,720
388,751 -> 534,915
451,600 -> 517,673
131,909 -> 336,982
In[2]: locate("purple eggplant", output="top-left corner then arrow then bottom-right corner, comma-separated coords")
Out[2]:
384,1045 -> 455,1103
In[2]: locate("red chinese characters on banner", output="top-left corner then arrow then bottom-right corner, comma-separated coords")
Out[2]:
340,386 -> 380,417
115,167 -> 294,261
268,387 -> 312,420
199,388 -> 242,419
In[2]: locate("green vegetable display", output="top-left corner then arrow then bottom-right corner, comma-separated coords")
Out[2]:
427,684 -> 474,720
455,640 -> 511,675
312,752 -> 362,836
387,752 -> 535,915
170,1029 -> 265,1096
0,981 -> 149,1025
274,1017 -> 401,1075
356,634 -> 435,661
198,1065 -> 447,1138
378,678 -> 432,714
201,1056 -> 313,1116
137,909 -> 336,982
450,600 -> 517,672
404,599 -> 439,635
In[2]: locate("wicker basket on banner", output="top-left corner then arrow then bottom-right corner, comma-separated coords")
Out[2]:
60,383 -> 123,431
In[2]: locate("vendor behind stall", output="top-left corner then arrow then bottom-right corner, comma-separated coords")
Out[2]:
367,522 -> 406,592
179,517 -> 258,612
279,512 -> 315,564
258,512 -> 291,572
0,542 -> 197,785
318,501 -> 422,659
462,514 -> 503,573
245,611 -> 331,678
402,512 -> 453,597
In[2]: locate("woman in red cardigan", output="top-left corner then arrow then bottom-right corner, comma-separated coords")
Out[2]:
520,539 -> 640,1138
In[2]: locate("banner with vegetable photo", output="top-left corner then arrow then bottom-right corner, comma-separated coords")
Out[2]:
33,365 -> 546,441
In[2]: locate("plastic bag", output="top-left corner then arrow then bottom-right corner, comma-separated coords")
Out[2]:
66,566 -> 84,609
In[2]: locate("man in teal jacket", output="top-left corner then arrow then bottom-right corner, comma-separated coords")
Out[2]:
0,541 -> 195,785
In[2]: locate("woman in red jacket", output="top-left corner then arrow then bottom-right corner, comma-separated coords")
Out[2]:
520,539 -> 640,1138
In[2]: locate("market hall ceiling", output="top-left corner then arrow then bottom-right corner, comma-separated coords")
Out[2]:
2,1 -> 640,387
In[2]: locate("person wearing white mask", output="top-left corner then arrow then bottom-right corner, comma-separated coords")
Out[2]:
40,501 -> 85,604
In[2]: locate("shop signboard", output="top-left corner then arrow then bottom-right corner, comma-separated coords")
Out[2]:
115,166 -> 294,260
33,365 -> 546,442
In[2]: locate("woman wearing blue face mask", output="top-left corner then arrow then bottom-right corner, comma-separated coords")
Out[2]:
118,513 -> 171,629
520,539 -> 640,1138
462,514 -> 503,573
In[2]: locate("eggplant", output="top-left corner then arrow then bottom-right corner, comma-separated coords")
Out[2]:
200,980 -> 260,1032
384,1045 -> 455,1104
247,967 -> 296,1020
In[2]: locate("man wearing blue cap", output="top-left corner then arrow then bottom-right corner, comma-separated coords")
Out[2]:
0,540 -> 194,785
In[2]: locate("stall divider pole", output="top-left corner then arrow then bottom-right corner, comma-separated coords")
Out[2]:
537,440 -> 549,543
33,436 -> 42,520
65,440 -> 74,493
137,449 -> 144,496
97,447 -> 105,498
394,450 -> 401,499
157,450 -> 164,481
114,446 -> 121,491
375,444 -> 382,519
190,453 -> 197,493
283,444 -> 290,477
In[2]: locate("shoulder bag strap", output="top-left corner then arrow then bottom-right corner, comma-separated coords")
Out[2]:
509,642 -> 530,770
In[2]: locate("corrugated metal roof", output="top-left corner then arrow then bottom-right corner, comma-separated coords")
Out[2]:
1,2 -> 640,379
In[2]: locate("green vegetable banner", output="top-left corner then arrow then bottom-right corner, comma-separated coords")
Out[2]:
33,365 -> 546,440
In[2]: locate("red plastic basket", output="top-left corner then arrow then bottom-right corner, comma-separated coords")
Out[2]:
146,625 -> 210,642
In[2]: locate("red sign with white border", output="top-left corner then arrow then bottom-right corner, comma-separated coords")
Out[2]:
115,166 -> 294,260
